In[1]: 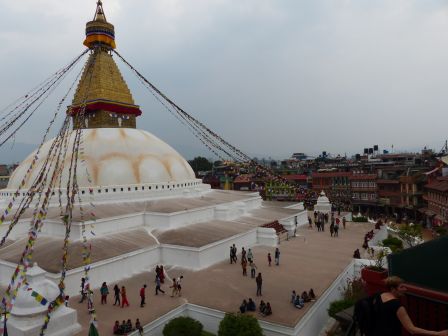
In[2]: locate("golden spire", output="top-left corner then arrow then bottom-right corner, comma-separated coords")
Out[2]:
93,1 -> 107,22
69,1 -> 141,129
83,0 -> 116,49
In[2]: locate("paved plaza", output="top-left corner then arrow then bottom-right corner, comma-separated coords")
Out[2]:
65,220 -> 373,335
0,220 -> 374,335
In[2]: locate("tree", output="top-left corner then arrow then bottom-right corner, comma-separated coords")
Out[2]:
218,313 -> 263,336
397,223 -> 423,248
163,316 -> 203,336
188,156 -> 213,174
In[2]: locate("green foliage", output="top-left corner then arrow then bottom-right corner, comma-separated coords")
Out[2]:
366,248 -> 389,271
218,313 -> 263,336
397,223 -> 423,247
201,331 -> 216,336
328,299 -> 354,318
352,216 -> 368,222
163,317 -> 203,336
328,277 -> 367,318
434,226 -> 447,237
382,236 -> 403,252
188,156 -> 213,174
342,277 -> 366,302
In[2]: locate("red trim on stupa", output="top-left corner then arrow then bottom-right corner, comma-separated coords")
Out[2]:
69,101 -> 142,116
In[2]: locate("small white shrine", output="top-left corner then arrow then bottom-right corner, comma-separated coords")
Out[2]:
314,190 -> 332,214
6,263 -> 81,336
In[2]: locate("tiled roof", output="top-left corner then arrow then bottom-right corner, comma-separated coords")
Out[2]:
233,174 -> 253,183
282,174 -> 308,181
349,174 -> 376,180
376,179 -> 399,184
312,172 -> 352,178
425,180 -> 448,192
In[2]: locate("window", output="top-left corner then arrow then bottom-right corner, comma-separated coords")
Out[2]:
113,188 -> 116,192
128,187 -> 131,191
120,188 -> 123,192
149,186 -> 152,190
105,189 -> 108,192
98,190 -> 101,193
135,187 -> 138,191
82,190 -> 85,195
142,186 -> 144,190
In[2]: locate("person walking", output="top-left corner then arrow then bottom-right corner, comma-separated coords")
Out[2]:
86,285 -> 94,312
121,286 -> 129,308
159,265 -> 165,283
330,223 -> 335,237
267,253 -> 272,266
155,275 -> 165,295
242,258 -> 247,276
100,282 -> 109,304
140,284 -> 147,307
176,275 -> 184,297
256,273 -> 263,296
274,248 -> 280,266
342,216 -> 346,229
247,248 -> 254,263
113,284 -> 120,306
232,244 -> 238,263
229,246 -> 234,264
170,278 -> 178,297
250,261 -> 257,278
334,222 -> 339,237
241,247 -> 247,263
79,277 -> 86,303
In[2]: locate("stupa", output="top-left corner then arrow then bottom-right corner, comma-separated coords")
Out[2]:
5,1 -> 205,202
0,1 -> 306,301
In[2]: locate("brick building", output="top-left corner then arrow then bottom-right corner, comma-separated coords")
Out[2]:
350,173 -> 377,213
312,171 -> 352,210
424,177 -> 448,227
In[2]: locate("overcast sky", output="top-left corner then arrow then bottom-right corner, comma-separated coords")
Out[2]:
1,0 -> 448,161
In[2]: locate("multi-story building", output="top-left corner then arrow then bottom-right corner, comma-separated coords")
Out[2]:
399,170 -> 426,219
312,171 -> 352,210
424,177 -> 448,227
350,173 -> 377,213
282,174 -> 309,189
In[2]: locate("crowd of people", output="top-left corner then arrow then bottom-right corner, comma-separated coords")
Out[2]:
290,289 -> 316,309
113,319 -> 143,335
308,211 -> 346,237
229,243 -> 284,317
76,264 -> 186,335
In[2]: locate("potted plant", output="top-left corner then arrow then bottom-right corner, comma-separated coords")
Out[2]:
361,248 -> 388,295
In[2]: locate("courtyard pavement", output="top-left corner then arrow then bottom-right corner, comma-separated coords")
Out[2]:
66,220 -> 374,335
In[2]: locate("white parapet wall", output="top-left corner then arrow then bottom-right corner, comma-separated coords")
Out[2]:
279,210 -> 309,236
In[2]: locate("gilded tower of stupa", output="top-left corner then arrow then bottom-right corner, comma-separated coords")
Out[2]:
69,0 -> 142,129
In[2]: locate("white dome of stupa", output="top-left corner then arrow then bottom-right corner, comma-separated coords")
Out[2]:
7,128 -> 197,190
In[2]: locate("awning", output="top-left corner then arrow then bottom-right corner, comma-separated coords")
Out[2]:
418,208 -> 436,216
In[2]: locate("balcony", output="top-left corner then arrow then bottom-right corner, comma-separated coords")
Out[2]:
351,186 -> 377,192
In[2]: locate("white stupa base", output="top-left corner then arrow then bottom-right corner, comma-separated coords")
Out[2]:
6,263 -> 81,336
7,308 -> 81,336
